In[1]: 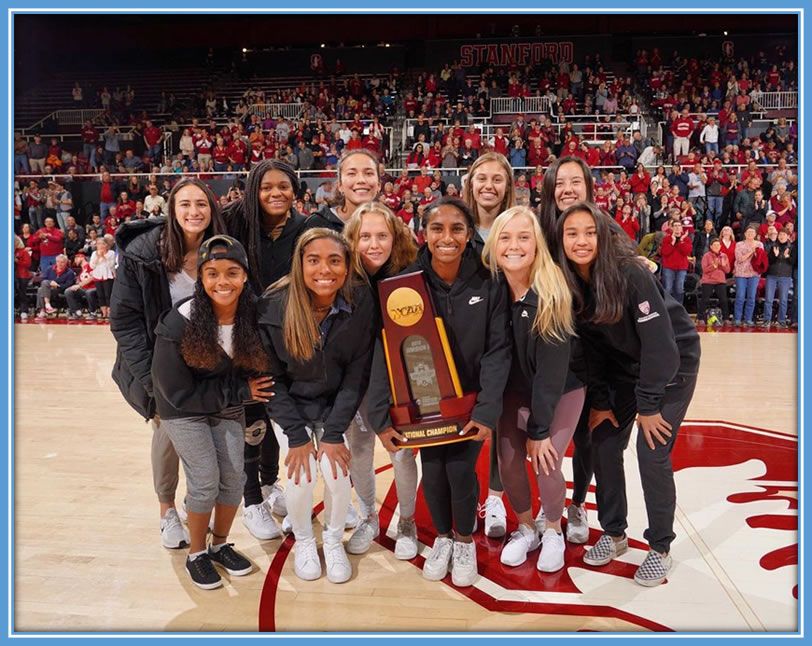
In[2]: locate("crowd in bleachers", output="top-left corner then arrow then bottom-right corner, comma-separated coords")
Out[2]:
13,42 -> 798,328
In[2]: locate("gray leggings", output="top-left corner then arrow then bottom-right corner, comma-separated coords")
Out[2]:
345,396 -> 418,520
160,406 -> 246,514
498,387 -> 586,521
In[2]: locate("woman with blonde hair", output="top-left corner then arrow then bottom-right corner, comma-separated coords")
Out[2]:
257,227 -> 375,584
482,206 -> 584,571
341,202 -> 421,558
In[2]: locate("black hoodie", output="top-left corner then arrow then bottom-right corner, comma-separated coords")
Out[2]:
222,200 -> 309,292
575,261 -> 701,415
304,203 -> 347,234
257,284 -> 375,448
367,245 -> 511,433
151,300 -> 253,419
109,217 -> 172,419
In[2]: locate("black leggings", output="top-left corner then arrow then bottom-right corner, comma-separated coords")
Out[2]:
95,279 -> 114,307
570,399 -> 593,507
243,402 -> 281,506
420,439 -> 484,536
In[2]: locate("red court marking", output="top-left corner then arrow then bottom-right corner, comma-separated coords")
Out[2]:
258,421 -> 798,632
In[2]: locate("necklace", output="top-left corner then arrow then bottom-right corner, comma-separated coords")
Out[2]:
312,303 -> 332,313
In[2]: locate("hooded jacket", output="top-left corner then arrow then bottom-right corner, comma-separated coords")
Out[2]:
222,199 -> 309,292
574,260 -> 700,415
304,203 -> 347,234
367,245 -> 511,433
151,301 -> 252,419
257,284 -> 375,448
109,217 -> 172,419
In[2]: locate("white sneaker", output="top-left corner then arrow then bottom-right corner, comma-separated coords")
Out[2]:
160,508 -> 189,549
176,501 -> 187,523
394,518 -> 418,560
422,536 -> 454,581
451,540 -> 478,587
261,482 -> 287,517
242,503 -> 282,540
19,312 -> 27,321
537,528 -> 566,572
293,537 -> 321,581
500,524 -> 540,567
323,541 -> 352,584
566,504 -> 589,544
478,495 -> 507,538
344,504 -> 360,530
346,516 -> 379,555
281,515 -> 292,534
534,508 -> 546,535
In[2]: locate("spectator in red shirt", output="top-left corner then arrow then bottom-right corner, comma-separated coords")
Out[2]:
14,236 -> 32,320
212,136 -> 230,172
227,137 -> 248,171
35,216 -> 64,274
143,120 -> 163,162
671,108 -> 694,160
81,120 -> 99,170
630,163 -> 651,196
697,237 -> 730,325
116,191 -> 136,220
660,220 -> 692,304
615,203 -> 640,241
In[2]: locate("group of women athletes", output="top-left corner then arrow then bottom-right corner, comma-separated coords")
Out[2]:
110,148 -> 700,591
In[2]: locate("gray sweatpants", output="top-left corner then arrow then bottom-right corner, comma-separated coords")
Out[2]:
160,406 -> 246,514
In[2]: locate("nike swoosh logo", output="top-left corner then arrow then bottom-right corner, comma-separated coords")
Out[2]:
468,296 -> 484,305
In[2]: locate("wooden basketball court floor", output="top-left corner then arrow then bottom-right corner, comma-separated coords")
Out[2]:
13,324 -> 798,633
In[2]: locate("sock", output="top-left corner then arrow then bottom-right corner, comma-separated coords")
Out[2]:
209,542 -> 226,553
188,549 -> 207,561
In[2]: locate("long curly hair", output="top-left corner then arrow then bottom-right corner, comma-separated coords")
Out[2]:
180,279 -> 269,374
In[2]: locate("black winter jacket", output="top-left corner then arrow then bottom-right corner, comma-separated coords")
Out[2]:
151,301 -> 253,419
304,204 -> 348,234
574,260 -> 700,415
764,240 -> 794,278
109,218 -> 172,419
367,245 -> 511,433
257,284 -> 375,448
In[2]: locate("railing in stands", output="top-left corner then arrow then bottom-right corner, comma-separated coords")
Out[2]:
247,103 -> 305,120
750,91 -> 798,111
54,109 -> 106,126
490,96 -> 551,115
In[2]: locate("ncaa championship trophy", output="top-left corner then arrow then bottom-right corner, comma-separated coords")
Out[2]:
378,271 -> 478,447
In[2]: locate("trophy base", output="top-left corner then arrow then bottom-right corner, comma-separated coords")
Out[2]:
392,415 -> 478,448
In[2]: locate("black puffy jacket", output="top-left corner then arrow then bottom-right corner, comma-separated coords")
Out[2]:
109,217 -> 172,420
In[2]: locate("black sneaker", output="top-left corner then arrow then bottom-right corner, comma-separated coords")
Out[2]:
186,553 -> 223,590
208,543 -> 252,576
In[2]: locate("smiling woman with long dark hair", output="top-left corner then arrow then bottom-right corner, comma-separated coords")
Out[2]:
555,201 -> 700,587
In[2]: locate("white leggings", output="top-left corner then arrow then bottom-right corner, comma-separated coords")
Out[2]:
345,397 -> 418,521
285,424 -> 351,545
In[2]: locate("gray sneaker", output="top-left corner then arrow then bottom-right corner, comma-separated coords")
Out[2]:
160,508 -> 190,549
583,533 -> 628,567
634,550 -> 673,586
346,516 -> 380,555
566,504 -> 589,544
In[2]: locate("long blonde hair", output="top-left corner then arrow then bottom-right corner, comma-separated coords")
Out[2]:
267,228 -> 354,362
462,152 -> 515,227
344,202 -> 417,281
482,206 -> 574,343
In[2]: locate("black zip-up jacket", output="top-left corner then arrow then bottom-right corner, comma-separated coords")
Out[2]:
303,204 -> 347,234
575,261 -> 701,416
222,201 -> 309,292
509,287 -> 579,441
764,240 -> 794,278
151,301 -> 252,419
367,245 -> 511,433
109,217 -> 172,420
257,284 -> 375,448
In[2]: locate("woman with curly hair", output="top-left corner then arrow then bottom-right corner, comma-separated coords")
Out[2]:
151,235 -> 274,590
